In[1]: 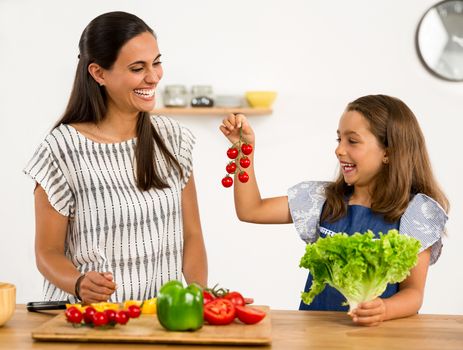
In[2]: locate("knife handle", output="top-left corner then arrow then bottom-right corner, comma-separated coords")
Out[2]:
26,300 -> 68,312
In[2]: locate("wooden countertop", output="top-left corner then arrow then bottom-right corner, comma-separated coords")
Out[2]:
1,305 -> 462,349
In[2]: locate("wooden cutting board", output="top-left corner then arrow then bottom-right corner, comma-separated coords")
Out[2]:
31,305 -> 271,345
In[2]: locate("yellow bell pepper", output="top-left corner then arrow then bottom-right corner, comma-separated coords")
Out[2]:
123,300 -> 142,310
141,298 -> 157,314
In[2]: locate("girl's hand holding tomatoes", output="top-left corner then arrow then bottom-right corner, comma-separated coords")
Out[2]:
220,113 -> 255,146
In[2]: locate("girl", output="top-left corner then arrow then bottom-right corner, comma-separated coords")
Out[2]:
24,12 -> 207,304
220,94 -> 448,326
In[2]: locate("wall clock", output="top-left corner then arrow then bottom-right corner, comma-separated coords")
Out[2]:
416,0 -> 463,81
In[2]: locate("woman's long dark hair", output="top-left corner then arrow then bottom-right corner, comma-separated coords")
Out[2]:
321,95 -> 449,223
54,11 -> 182,190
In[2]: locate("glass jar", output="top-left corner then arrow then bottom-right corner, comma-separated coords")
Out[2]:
190,85 -> 214,107
163,85 -> 188,107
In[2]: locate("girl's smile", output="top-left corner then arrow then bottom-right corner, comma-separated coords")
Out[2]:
340,161 -> 356,175
336,110 -> 387,190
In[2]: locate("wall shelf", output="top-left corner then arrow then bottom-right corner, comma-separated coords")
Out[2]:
150,107 -> 272,116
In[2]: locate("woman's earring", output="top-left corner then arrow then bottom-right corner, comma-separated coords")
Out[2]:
383,157 -> 389,164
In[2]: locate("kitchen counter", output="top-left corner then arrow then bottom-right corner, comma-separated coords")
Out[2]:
0,305 -> 462,349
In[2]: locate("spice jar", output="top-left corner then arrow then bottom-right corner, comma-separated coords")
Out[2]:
190,85 -> 214,107
163,85 -> 188,107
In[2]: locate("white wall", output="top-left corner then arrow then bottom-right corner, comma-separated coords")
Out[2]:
1,0 -> 461,314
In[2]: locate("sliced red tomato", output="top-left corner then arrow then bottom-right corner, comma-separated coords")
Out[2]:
244,297 -> 254,304
204,298 -> 236,325
235,305 -> 266,324
223,291 -> 245,307
203,290 -> 215,304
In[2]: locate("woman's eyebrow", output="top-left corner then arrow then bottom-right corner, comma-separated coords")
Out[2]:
128,54 -> 162,66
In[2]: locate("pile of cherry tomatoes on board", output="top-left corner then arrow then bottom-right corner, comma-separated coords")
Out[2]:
202,284 -> 266,325
64,300 -> 152,328
221,137 -> 253,188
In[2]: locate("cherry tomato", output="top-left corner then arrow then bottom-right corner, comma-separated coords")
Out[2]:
204,298 -> 236,325
239,157 -> 250,168
235,305 -> 266,324
222,175 -> 233,188
104,309 -> 117,324
225,162 -> 237,174
65,307 -> 83,324
115,310 -> 130,325
127,304 -> 141,318
227,147 -> 239,159
223,291 -> 245,307
238,171 -> 249,183
92,311 -> 109,327
241,143 -> 253,155
203,290 -> 216,304
83,306 -> 96,324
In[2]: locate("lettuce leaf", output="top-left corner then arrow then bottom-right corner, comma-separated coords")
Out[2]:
299,230 -> 421,311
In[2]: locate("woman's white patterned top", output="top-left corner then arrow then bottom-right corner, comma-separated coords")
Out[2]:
24,116 -> 195,302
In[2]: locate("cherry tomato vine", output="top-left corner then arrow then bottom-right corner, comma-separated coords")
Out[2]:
222,127 -> 253,188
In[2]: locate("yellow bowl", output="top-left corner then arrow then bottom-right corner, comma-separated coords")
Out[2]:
245,91 -> 277,108
0,283 -> 15,327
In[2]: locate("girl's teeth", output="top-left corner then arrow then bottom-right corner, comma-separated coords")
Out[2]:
342,163 -> 356,171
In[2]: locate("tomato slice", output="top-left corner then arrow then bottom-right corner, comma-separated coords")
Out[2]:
235,305 -> 266,324
244,297 -> 254,304
203,298 -> 236,325
223,291 -> 245,306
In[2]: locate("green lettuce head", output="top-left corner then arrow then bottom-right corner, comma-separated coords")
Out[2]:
299,230 -> 421,311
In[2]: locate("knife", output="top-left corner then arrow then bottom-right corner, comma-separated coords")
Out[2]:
26,301 -> 69,312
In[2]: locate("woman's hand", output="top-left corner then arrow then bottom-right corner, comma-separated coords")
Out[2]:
77,271 -> 117,304
348,298 -> 387,327
219,113 -> 255,146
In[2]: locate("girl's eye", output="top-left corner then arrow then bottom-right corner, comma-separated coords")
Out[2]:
336,137 -> 341,143
153,61 -> 162,66
349,139 -> 358,144
131,67 -> 143,72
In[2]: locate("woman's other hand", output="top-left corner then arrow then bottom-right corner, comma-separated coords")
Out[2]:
219,113 -> 255,146
77,271 -> 117,304
348,298 -> 387,327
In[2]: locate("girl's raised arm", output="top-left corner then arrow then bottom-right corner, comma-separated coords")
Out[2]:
220,113 -> 292,224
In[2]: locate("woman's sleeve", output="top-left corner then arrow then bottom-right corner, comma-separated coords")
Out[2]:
23,142 -> 75,217
177,124 -> 196,190
399,194 -> 448,265
287,181 -> 329,243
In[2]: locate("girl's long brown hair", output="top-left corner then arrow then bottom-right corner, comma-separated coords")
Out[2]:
321,95 -> 449,223
54,11 -> 182,191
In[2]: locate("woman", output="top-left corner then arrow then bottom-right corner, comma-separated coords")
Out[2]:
24,11 -> 207,304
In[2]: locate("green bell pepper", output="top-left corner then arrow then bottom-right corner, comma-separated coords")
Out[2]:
156,280 -> 203,331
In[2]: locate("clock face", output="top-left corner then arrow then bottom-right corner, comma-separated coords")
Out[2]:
416,0 -> 463,81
